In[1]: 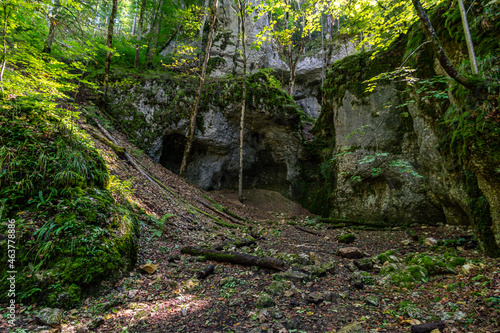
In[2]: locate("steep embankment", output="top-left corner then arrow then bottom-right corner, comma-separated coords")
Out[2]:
309,0 -> 500,256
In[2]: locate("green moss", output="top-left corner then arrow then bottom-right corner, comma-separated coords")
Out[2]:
0,100 -> 140,308
405,253 -> 456,276
337,233 -> 356,244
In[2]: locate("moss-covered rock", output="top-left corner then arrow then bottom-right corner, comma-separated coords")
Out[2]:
337,233 -> 356,244
0,101 -> 139,308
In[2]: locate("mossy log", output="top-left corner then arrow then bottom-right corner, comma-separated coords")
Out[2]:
197,264 -> 215,279
181,246 -> 287,271
88,128 -> 126,158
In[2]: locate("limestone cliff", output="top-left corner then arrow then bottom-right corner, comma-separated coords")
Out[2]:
310,1 -> 500,255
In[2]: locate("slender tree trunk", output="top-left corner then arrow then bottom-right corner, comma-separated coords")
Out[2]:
232,13 -> 241,76
238,0 -> 247,203
104,0 -> 118,99
131,1 -> 137,35
411,0 -> 477,91
43,0 -> 61,54
94,0 -> 100,36
321,13 -> 325,85
145,0 -> 162,67
457,0 -> 478,75
134,0 -> 147,68
0,5 -> 9,88
179,0 -> 219,178
199,0 -> 209,67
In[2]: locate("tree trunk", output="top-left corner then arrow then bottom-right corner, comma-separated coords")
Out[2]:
131,1 -> 137,35
199,0 -> 210,67
134,0 -> 147,68
179,0 -> 219,178
104,0 -> 118,99
181,246 -> 288,271
232,13 -> 241,76
457,0 -> 478,75
238,0 -> 247,203
145,0 -> 162,68
411,0 -> 477,91
43,0 -> 61,54
0,5 -> 9,88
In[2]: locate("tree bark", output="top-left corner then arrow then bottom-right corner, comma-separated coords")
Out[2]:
0,4 -> 10,88
179,0 -> 219,178
199,0 -> 210,67
43,0 -> 61,54
104,0 -> 118,99
411,0 -> 477,91
238,0 -> 247,203
181,246 -> 287,271
134,0 -> 147,68
457,0 -> 478,75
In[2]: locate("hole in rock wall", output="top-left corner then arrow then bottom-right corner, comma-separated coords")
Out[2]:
159,133 -> 186,175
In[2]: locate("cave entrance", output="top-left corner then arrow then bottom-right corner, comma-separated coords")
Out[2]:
160,133 -> 186,175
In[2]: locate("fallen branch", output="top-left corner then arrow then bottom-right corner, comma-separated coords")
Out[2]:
181,246 -> 287,271
87,127 -> 126,158
411,322 -> 446,333
197,199 -> 245,226
318,217 -> 398,230
197,264 -> 215,279
294,225 -> 320,236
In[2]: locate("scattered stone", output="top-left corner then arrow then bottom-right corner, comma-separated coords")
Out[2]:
401,239 -> 412,246
346,261 -> 359,272
338,247 -> 365,259
355,258 -> 373,271
423,238 -> 438,246
165,279 -> 178,288
36,308 -> 63,327
401,319 -> 421,326
284,290 -> 294,297
278,270 -> 308,282
258,309 -> 269,323
350,271 -> 373,286
365,295 -> 379,306
272,310 -> 284,319
256,293 -> 275,308
229,298 -> 244,307
309,252 -> 321,264
182,278 -> 200,292
338,321 -> 365,333
247,328 -> 262,333
128,289 -> 139,298
181,307 -> 188,317
305,292 -> 324,304
460,263 -> 480,275
140,263 -> 158,274
338,233 -> 356,244
87,316 -> 105,330
267,281 -> 287,296
322,291 -> 339,302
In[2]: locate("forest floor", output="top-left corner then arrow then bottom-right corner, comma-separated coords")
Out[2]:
4,114 -> 500,333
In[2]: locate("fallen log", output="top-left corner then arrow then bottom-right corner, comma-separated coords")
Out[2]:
411,322 -> 446,333
197,264 -> 215,279
181,246 -> 287,271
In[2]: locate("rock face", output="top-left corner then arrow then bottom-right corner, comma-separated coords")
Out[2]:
311,8 -> 500,255
109,72 -> 309,198
208,0 -> 356,118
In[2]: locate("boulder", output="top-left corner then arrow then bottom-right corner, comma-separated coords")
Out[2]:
36,308 -> 63,327
337,247 -> 365,259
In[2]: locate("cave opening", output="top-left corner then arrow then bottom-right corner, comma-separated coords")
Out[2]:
159,133 -> 186,175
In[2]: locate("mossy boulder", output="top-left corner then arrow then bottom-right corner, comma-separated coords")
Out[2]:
405,253 -> 457,276
256,293 -> 276,308
338,233 -> 356,244
0,102 -> 139,308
